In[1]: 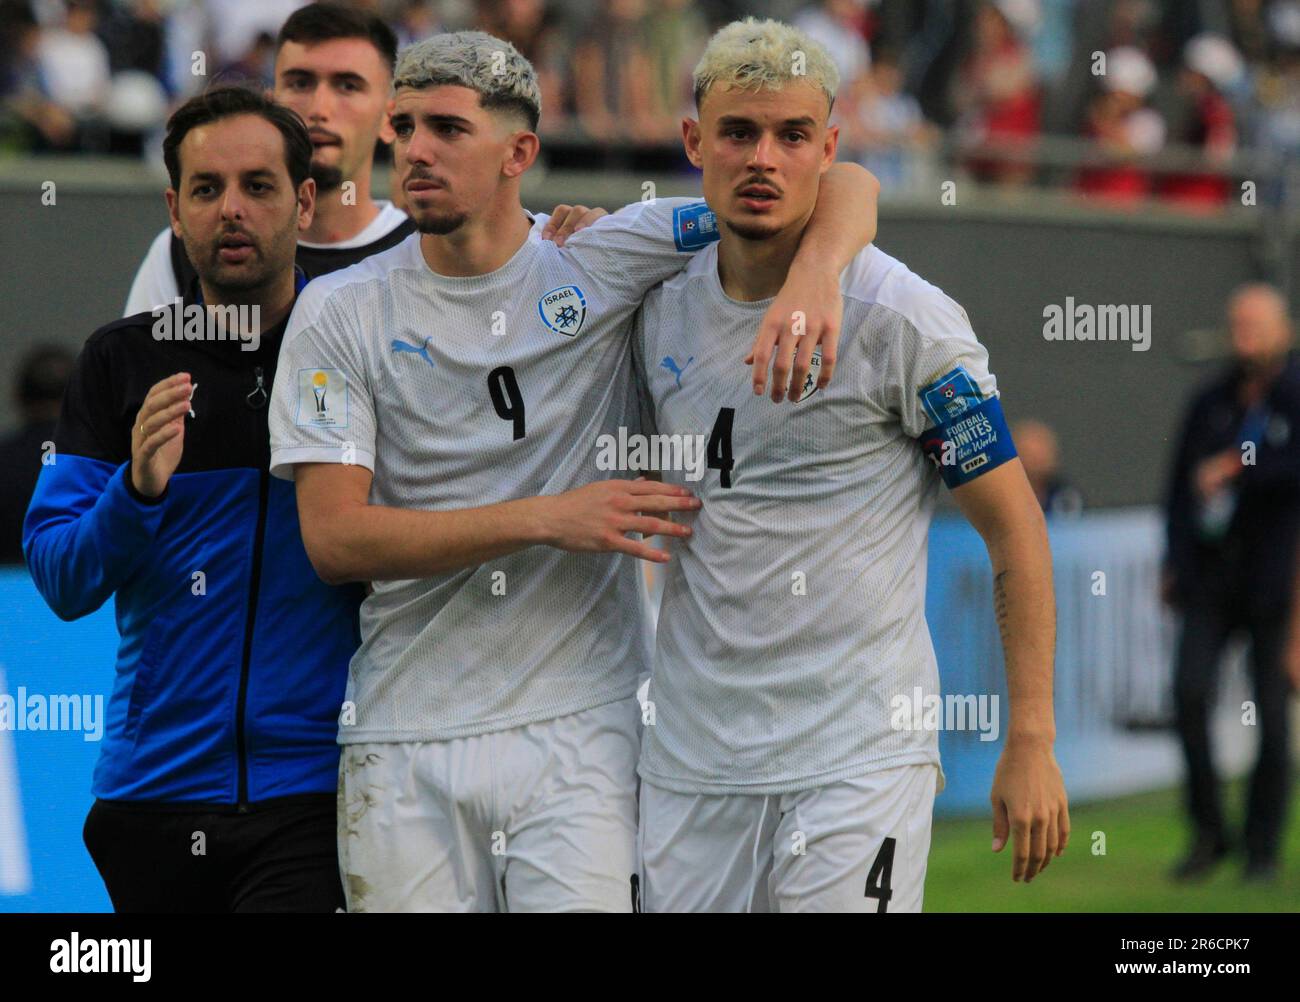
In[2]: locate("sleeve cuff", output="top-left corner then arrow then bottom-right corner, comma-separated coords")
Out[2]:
122,462 -> 169,506
269,446 -> 376,481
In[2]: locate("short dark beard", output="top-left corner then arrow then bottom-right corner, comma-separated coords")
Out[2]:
183,223 -> 295,302
202,247 -> 277,299
310,163 -> 344,194
724,217 -> 782,242
415,210 -> 469,235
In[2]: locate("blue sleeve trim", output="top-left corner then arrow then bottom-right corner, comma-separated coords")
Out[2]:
23,456 -> 169,621
672,202 -> 721,252
919,365 -> 985,427
919,396 -> 1018,488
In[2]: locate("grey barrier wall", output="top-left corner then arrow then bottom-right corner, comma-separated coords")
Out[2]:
1,159 -> 1295,508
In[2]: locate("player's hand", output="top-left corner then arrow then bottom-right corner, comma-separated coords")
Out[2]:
541,478 -> 700,562
131,373 -> 191,498
990,736 -> 1069,883
541,204 -> 608,246
746,263 -> 842,403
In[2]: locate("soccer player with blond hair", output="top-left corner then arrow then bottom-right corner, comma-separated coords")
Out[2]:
632,18 -> 1070,912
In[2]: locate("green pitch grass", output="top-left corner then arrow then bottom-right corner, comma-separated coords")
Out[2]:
926,781 -> 1299,912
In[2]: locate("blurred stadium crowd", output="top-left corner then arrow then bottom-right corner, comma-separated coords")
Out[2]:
0,0 -> 1297,207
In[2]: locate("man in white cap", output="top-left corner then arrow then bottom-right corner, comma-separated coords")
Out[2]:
1164,33 -> 1242,207
1075,46 -> 1165,203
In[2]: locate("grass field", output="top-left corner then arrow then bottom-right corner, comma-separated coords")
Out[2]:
926,780 -> 1299,912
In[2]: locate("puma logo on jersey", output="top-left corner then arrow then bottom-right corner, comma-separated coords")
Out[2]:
391,337 -> 436,368
661,355 -> 694,388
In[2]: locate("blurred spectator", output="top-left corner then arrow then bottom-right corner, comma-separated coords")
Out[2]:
1107,0 -> 1161,54
99,0 -> 166,79
0,345 -> 73,564
793,0 -> 872,97
219,29 -> 278,87
478,0 -> 563,133
952,0 -> 1042,186
572,0 -> 657,142
1013,418 -> 1082,517
1270,0 -> 1300,57
160,0 -> 209,100
1228,0 -> 1272,67
37,0 -> 110,121
846,48 -> 939,193
0,0 -> 77,150
1162,283 -> 1297,884
393,0 -> 441,49
1162,33 -> 1242,209
1256,45 -> 1300,156
96,0 -> 169,151
1075,46 -> 1165,205
642,0 -> 709,139
207,0 -> 308,68
1254,3 -> 1300,204
0,0 -> 1293,204
1029,0 -> 1074,85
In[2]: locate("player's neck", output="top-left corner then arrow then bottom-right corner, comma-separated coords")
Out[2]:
198,270 -> 297,333
419,198 -> 532,277
304,165 -> 381,245
716,223 -> 805,302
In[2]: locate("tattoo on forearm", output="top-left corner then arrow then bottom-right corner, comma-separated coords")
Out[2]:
993,569 -> 1011,648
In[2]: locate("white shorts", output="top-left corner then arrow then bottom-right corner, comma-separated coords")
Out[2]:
338,696 -> 640,912
639,763 -> 939,913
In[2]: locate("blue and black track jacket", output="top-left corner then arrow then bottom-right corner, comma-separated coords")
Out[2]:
23,277 -> 363,806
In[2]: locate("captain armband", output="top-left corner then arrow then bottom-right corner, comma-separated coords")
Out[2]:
915,366 -> 1017,489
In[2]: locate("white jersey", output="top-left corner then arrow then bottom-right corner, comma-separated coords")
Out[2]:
634,242 -> 1010,796
268,198 -> 720,744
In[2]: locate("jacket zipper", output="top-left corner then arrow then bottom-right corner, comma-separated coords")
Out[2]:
237,365 -> 270,810
247,365 -> 268,409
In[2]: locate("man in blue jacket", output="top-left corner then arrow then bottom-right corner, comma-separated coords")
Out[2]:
23,84 -> 364,911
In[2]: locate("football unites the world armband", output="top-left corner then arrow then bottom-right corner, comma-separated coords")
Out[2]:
917,366 -> 1017,488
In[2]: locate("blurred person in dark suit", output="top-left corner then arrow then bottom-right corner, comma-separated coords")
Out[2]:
0,346 -> 74,564
1162,283 -> 1297,883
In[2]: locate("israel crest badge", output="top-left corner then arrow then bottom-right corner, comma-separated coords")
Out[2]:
538,285 -> 587,337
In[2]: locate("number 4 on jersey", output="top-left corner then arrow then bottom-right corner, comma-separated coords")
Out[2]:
864,836 -> 896,912
707,407 -> 735,487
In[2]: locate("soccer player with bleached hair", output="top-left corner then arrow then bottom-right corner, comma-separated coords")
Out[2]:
268,30 -> 880,911
631,18 -> 1070,912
